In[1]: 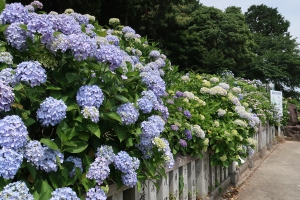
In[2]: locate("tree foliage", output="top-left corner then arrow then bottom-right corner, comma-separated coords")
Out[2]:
244,4 -> 300,96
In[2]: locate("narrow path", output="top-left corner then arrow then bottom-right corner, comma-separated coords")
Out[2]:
237,141 -> 300,200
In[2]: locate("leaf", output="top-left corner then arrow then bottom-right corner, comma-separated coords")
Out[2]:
87,123 -> 101,138
126,138 -> 133,147
64,141 -> 88,153
46,86 -> 62,90
113,124 -> 126,142
19,24 -> 28,31
143,160 -> 156,177
104,112 -> 122,123
26,163 -> 37,179
23,117 -> 36,126
53,31 -> 62,36
65,72 -> 80,83
14,84 -> 23,91
67,103 -> 79,111
40,138 -> 59,150
35,180 -> 53,199
0,24 -> 8,32
115,94 -> 130,103
86,61 -> 101,70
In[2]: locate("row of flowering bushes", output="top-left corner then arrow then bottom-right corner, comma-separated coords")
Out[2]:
0,1 -> 282,199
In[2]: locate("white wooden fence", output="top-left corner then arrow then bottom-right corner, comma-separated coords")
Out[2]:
107,123 -> 278,200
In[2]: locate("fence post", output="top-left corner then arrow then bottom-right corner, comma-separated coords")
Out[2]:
179,165 -> 189,200
169,169 -> 179,199
188,161 -> 197,199
157,173 -> 169,200
196,153 -> 209,198
228,162 -> 239,185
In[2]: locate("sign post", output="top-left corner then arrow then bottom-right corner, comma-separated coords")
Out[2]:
270,90 -> 283,117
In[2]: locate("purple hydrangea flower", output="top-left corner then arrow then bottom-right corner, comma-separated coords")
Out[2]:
66,156 -> 83,177
36,97 -> 67,126
0,115 -> 28,150
50,187 -> 80,200
95,145 -> 115,164
24,140 -> 44,166
0,148 -> 23,179
166,99 -> 174,104
25,5 -> 35,12
0,3 -> 29,24
140,70 -> 166,97
0,181 -> 34,199
122,26 -> 136,34
183,110 -> 192,118
179,139 -> 187,147
86,156 -> 110,185
175,91 -> 184,97
0,81 -> 14,111
86,186 -> 107,200
155,58 -> 166,68
0,68 -> 16,85
117,103 -> 139,125
184,129 -> 192,140
171,124 -> 179,131
15,61 -> 47,87
76,85 -> 104,108
35,145 -> 64,172
81,106 -> 100,123
53,14 -> 82,35
5,22 -> 33,50
149,50 -> 160,58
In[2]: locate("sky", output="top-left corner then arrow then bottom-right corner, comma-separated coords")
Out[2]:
199,0 -> 300,44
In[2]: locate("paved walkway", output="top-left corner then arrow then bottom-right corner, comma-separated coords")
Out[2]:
237,141 -> 300,200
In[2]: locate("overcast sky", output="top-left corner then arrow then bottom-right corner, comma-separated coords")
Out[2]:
199,0 -> 300,44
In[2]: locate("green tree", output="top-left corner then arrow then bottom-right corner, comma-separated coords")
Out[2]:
163,5 -> 255,75
244,4 -> 300,95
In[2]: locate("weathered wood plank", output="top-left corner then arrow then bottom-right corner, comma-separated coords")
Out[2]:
188,161 -> 196,200
179,165 -> 188,200
169,168 -> 179,200
157,173 -> 169,200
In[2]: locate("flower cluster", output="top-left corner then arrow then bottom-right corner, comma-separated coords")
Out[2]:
86,186 -> 107,200
114,151 -> 140,187
35,145 -> 64,172
76,85 -> 104,108
24,140 -> 44,165
86,156 -> 110,185
36,97 -> 67,126
15,61 -> 47,87
117,103 -> 139,125
50,187 -> 79,200
0,68 -> 16,85
0,52 -> 13,65
0,147 -> 23,179
192,125 -> 205,139
137,90 -> 159,113
0,115 -> 28,150
66,156 -> 83,177
0,181 -> 34,200
0,81 -> 14,112
81,106 -> 100,122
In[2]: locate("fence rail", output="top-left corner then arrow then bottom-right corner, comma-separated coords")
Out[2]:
107,123 -> 278,200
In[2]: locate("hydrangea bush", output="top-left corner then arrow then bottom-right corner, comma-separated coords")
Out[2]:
0,1 -> 174,198
163,69 -> 281,167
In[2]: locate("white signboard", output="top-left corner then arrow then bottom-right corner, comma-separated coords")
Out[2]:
270,90 -> 283,116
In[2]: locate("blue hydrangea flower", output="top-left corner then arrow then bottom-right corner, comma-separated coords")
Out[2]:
0,81 -> 15,112
50,187 -> 80,200
86,156 -> 110,185
0,148 -> 23,179
0,52 -> 13,65
137,90 -> 159,113
25,5 -> 35,12
66,33 -> 97,61
0,3 -> 29,24
121,171 -> 138,188
66,156 -> 83,177
179,139 -> 187,147
86,186 -> 107,200
0,68 -> 16,88
35,145 -> 64,172
5,22 -> 33,50
155,58 -> 166,68
81,106 -> 100,123
27,14 -> 54,44
36,97 -> 67,126
0,115 -> 28,150
140,70 -> 166,97
15,61 -> 47,87
76,85 -> 104,108
53,14 -> 82,35
117,103 -> 139,125
46,33 -> 69,53
106,35 -> 119,46
70,12 -> 89,25
24,140 -> 44,166
122,26 -> 136,34
149,50 -> 160,58
114,151 -> 139,173
95,44 -> 124,71
0,181 -> 34,200
95,145 -> 115,164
